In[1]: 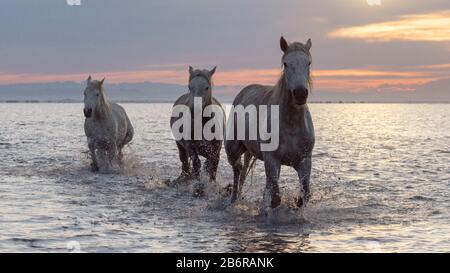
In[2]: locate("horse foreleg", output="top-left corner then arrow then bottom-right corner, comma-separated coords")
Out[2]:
225,140 -> 246,203
107,143 -> 117,170
88,141 -> 99,172
171,142 -> 191,185
189,146 -> 201,179
118,148 -> 124,164
230,158 -> 242,203
263,154 -> 281,209
295,157 -> 312,208
191,152 -> 205,197
238,152 -> 252,198
205,153 -> 220,183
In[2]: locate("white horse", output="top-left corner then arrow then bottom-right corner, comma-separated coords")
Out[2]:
83,76 -> 134,172
226,37 -> 315,209
170,66 -> 225,197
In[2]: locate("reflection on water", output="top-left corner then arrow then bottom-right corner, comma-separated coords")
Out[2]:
0,103 -> 449,252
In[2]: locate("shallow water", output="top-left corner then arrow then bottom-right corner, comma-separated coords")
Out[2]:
0,103 -> 449,252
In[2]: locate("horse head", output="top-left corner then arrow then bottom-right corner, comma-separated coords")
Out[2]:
83,76 -> 105,118
280,36 -> 312,106
188,66 -> 216,111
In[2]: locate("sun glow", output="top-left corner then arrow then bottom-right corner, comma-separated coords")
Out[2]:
329,11 -> 450,42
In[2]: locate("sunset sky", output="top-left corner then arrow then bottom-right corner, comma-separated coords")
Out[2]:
1,0 -> 450,99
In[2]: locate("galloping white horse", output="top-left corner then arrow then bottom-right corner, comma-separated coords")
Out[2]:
170,66 -> 225,197
83,76 -> 134,172
226,37 -> 315,210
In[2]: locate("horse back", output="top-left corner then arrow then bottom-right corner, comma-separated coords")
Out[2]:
110,103 -> 134,141
172,93 -> 224,108
170,93 -> 225,127
173,93 -> 191,107
232,84 -> 272,107
110,103 -> 129,124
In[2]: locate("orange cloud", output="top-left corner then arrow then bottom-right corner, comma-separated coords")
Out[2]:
314,69 -> 427,78
329,11 -> 450,42
1,63 -> 449,93
0,69 -> 281,86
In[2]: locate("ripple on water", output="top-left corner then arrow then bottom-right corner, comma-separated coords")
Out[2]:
0,103 -> 449,252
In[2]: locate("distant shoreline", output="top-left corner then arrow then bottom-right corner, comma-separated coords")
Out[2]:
1,100 -> 449,104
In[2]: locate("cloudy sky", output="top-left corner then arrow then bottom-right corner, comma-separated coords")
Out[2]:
1,0 -> 450,100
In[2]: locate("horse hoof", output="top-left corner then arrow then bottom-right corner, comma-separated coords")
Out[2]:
271,196 -> 282,209
163,179 -> 172,186
296,194 -> 310,208
193,182 -> 206,198
90,164 -> 99,172
220,184 -> 233,197
169,175 -> 190,187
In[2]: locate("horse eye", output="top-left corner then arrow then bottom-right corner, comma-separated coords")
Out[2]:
205,87 -> 209,91
96,94 -> 99,97
283,62 -> 288,67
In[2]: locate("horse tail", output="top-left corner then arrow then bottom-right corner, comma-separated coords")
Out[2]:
238,152 -> 258,197
127,123 -> 134,142
118,120 -> 134,151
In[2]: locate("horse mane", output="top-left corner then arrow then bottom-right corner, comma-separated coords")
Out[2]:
91,81 -> 112,120
272,71 -> 285,97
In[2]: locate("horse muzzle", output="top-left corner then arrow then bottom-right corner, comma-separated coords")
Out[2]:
83,108 -> 92,118
291,87 -> 308,105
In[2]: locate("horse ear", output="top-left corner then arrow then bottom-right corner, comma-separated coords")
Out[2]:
209,66 -> 216,77
189,66 -> 194,76
87,75 -> 92,84
305,38 -> 312,50
280,36 -> 289,53
99,78 -> 105,86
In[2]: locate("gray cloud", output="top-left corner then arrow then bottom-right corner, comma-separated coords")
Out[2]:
0,0 -> 450,101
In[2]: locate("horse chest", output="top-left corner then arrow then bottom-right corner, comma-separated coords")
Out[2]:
85,119 -> 117,141
279,137 -> 312,160
275,123 -> 314,165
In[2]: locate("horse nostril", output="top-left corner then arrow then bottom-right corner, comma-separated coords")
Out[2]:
293,87 -> 308,98
84,108 -> 92,118
292,87 -> 308,105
